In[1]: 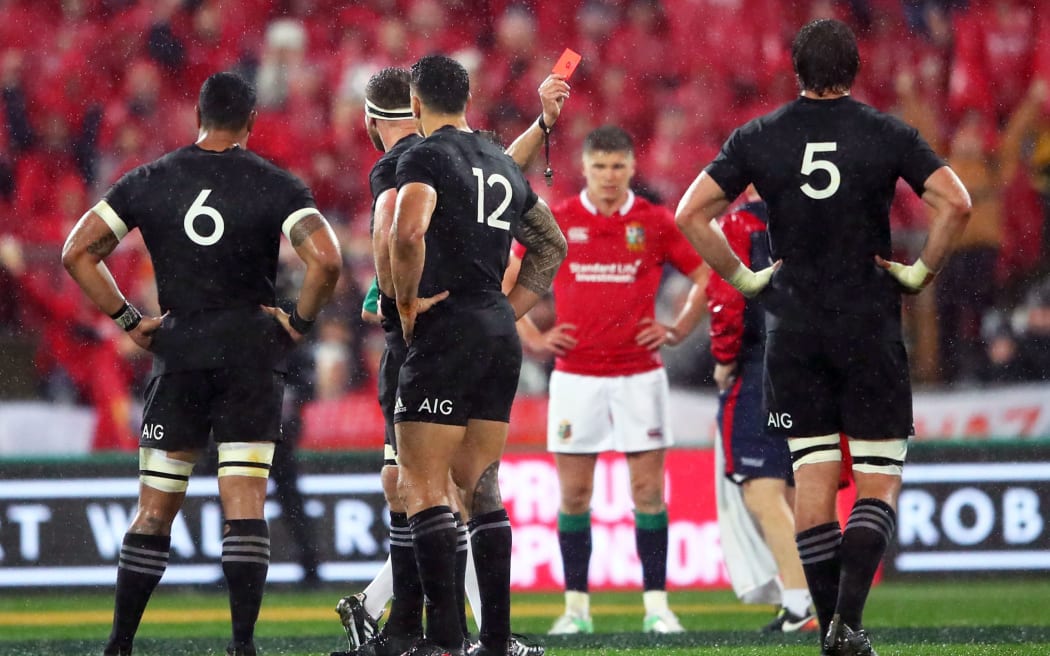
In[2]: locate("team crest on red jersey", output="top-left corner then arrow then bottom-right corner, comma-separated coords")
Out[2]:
625,223 -> 646,252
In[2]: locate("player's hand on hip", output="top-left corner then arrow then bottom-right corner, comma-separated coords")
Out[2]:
875,255 -> 935,293
261,305 -> 305,343
539,74 -> 570,126
727,260 -> 780,298
539,323 -> 577,356
714,361 -> 738,392
129,312 -> 167,351
416,290 -> 450,315
635,318 -> 676,350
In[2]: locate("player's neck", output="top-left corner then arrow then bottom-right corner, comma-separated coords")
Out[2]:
801,89 -> 850,100
585,189 -> 629,217
195,129 -> 248,152
419,112 -> 469,138
380,124 -> 419,150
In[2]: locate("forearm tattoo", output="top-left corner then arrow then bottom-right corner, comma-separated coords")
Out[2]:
470,461 -> 504,516
289,213 -> 326,248
512,200 -> 567,294
86,232 -> 119,258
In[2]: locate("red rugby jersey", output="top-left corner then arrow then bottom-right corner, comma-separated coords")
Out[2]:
515,190 -> 703,376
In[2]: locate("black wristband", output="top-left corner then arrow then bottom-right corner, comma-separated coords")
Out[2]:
110,301 -> 142,332
289,307 -> 315,335
537,114 -> 551,133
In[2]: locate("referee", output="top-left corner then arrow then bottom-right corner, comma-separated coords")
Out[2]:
62,71 -> 342,656
675,19 -> 970,656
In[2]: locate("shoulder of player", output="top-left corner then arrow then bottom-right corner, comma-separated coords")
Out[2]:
625,194 -> 675,225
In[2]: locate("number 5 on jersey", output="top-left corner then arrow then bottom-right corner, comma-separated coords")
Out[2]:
800,142 -> 840,200
184,189 -> 225,245
473,167 -> 512,230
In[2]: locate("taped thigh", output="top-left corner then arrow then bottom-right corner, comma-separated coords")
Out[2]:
217,441 -> 275,479
140,447 -> 196,492
847,437 -> 907,476
789,434 -> 841,472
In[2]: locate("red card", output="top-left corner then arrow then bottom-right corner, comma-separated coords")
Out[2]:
552,48 -> 582,79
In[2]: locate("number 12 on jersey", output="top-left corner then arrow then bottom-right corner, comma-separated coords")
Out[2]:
473,167 -> 512,230
800,142 -> 841,200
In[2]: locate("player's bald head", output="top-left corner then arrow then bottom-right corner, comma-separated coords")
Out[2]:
198,71 -> 256,131
792,18 -> 860,96
410,55 -> 470,115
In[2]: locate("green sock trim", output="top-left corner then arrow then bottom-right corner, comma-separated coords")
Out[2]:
557,510 -> 591,532
634,509 -> 668,530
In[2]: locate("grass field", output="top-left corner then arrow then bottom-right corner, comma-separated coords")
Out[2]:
1,580 -> 1047,655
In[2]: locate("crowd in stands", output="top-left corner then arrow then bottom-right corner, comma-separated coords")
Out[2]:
2,0 -> 1050,446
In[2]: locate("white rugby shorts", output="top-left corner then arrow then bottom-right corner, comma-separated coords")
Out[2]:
547,368 -> 674,454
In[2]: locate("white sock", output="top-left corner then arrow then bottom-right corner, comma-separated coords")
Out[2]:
643,590 -> 670,616
782,588 -> 812,617
465,538 -> 483,632
361,556 -> 394,619
565,590 -> 590,616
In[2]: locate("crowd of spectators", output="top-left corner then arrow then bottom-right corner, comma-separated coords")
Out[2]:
2,0 -> 1050,446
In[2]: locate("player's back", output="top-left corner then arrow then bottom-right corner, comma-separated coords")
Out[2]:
396,127 -> 537,331
102,144 -> 317,372
718,96 -> 942,333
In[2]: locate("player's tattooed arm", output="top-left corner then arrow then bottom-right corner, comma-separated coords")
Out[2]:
289,213 -> 327,247
86,231 -> 119,258
511,198 -> 567,295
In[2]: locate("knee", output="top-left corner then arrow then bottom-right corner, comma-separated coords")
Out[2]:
559,482 -> 593,514
630,478 -> 665,514
381,465 -> 402,507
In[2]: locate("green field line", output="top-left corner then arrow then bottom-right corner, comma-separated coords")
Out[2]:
0,602 -> 767,627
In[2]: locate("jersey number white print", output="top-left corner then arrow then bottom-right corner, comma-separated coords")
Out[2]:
183,189 -> 225,246
800,142 -> 841,200
472,167 -> 512,231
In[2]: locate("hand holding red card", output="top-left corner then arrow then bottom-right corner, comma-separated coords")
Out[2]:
552,48 -> 582,79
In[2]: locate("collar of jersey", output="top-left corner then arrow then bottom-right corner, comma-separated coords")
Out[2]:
579,189 -> 635,217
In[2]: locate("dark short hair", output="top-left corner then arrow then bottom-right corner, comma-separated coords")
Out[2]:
792,19 -> 860,95
198,71 -> 256,130
583,125 -> 634,155
366,67 -> 411,110
410,55 -> 469,114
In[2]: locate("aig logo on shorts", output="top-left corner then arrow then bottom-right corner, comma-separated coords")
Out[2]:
142,423 -> 165,440
557,420 -> 572,442
418,398 -> 453,416
767,412 -> 793,429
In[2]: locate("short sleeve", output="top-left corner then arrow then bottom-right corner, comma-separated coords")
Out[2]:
280,175 -> 319,240
396,143 -> 439,189
98,168 -> 145,239
362,277 -> 379,314
704,127 -> 752,202
369,154 -> 398,199
896,123 -> 947,197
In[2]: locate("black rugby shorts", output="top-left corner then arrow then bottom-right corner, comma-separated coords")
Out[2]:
762,329 -> 913,439
140,369 -> 285,450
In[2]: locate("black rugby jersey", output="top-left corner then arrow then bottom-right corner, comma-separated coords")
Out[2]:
705,95 -> 945,336
97,144 -> 317,373
395,126 -> 538,331
369,133 -> 422,334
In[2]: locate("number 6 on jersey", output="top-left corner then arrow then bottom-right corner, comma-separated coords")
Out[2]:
184,189 -> 225,246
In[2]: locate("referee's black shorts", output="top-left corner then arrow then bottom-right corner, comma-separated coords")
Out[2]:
763,329 -> 913,440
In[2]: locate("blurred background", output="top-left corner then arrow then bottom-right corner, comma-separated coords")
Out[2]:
0,0 -> 1048,591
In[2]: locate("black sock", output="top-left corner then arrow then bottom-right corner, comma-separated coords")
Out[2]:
454,512 -> 470,638
106,533 -> 170,652
385,511 -> 424,637
557,511 -> 591,592
222,519 -> 270,647
796,521 -> 842,639
469,509 -> 512,651
635,510 -> 669,591
411,506 -> 462,650
837,499 -> 896,629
